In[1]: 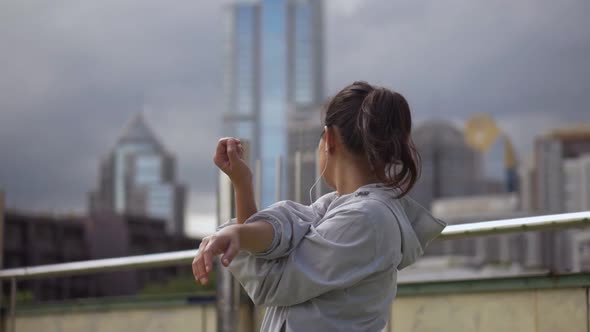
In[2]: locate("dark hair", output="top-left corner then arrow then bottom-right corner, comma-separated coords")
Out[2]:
323,81 -> 420,197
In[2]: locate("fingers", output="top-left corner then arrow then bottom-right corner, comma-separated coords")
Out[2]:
216,137 -> 241,154
192,238 -> 209,285
226,139 -> 240,163
192,256 -> 207,285
213,138 -> 229,165
191,256 -> 199,281
221,239 -> 239,267
194,236 -> 224,286
214,137 -> 242,168
203,243 -> 215,281
236,141 -> 244,159
215,138 -> 227,155
192,230 -> 240,286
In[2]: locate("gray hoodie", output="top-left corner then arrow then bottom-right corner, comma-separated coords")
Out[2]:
223,183 -> 446,332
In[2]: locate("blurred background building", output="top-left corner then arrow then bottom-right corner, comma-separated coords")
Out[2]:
286,103 -> 329,204
223,0 -> 325,208
410,115 -> 518,211
526,124 -> 590,272
419,122 -> 590,275
2,210 -> 196,301
88,114 -> 186,235
534,124 -> 590,213
410,120 -> 483,209
464,114 -> 519,194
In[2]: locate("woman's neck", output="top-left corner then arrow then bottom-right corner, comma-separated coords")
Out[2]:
333,156 -> 380,196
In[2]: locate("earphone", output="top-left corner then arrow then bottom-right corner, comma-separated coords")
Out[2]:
309,126 -> 329,203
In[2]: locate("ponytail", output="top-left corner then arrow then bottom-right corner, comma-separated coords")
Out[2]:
324,81 -> 420,197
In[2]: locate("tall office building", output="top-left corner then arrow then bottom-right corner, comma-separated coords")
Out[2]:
563,155 -> 590,212
410,120 -> 483,209
518,155 -> 538,211
223,0 -> 324,207
88,114 -> 186,235
535,124 -> 590,213
531,124 -> 590,272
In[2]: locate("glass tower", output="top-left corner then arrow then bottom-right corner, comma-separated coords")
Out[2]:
88,114 -> 186,235
224,0 -> 324,208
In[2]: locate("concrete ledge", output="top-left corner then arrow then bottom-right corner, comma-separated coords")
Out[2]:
14,292 -> 215,316
397,272 -> 590,296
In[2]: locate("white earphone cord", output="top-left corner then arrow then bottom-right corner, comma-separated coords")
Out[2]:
309,152 -> 329,204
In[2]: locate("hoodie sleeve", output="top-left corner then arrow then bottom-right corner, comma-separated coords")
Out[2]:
227,201 -> 400,307
243,192 -> 338,260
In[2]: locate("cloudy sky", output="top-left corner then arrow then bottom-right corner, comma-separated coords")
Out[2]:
1,0 -> 589,236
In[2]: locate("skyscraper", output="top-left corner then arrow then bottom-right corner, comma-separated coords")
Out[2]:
224,0 -> 324,207
528,124 -> 590,272
88,114 -> 186,235
563,155 -> 590,212
535,124 -> 590,213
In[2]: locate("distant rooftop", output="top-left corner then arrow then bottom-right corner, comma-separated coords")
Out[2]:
413,119 -> 464,146
547,123 -> 590,140
116,113 -> 166,153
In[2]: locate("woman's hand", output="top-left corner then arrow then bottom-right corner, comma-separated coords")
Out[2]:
213,137 -> 252,188
192,225 -> 241,285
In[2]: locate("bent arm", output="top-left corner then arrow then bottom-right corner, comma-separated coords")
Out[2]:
229,205 -> 398,306
243,193 -> 338,259
237,221 -> 275,254
222,192 -> 337,260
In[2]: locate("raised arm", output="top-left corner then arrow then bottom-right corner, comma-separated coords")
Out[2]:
193,137 -> 268,285
213,137 -> 257,223
234,182 -> 257,224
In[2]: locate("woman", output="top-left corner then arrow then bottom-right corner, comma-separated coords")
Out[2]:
192,81 -> 446,332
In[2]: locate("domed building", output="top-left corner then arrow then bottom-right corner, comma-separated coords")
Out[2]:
410,120 -> 483,209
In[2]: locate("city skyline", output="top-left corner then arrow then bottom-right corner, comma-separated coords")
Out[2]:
1,0 -> 589,229
223,0 -> 325,208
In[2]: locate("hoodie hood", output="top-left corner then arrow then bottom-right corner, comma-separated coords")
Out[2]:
234,182 -> 447,271
345,184 -> 447,270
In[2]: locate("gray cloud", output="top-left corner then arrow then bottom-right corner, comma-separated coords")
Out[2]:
0,0 -> 223,214
327,0 -> 590,90
1,0 -> 589,216
326,0 -> 590,155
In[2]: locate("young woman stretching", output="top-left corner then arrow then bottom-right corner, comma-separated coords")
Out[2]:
192,81 -> 446,332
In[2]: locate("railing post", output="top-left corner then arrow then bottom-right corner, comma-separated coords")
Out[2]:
0,279 -> 3,332
255,160 -> 261,207
8,279 -> 14,332
275,156 -> 283,202
294,151 -> 302,203
387,307 -> 393,332
201,304 -> 207,332
0,191 -> 4,332
314,152 -> 321,201
217,172 -> 239,332
0,191 -> 4,273
216,140 -> 252,332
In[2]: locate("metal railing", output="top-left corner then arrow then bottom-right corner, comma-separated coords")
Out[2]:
1,211 -> 590,331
